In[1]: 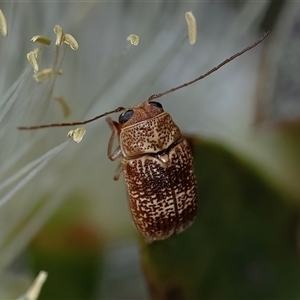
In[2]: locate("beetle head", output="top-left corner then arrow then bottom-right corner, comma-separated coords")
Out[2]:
118,101 -> 164,128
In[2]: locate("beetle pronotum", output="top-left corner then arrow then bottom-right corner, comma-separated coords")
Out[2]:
19,32 -> 269,242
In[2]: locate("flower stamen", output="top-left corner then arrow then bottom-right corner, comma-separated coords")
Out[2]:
67,128 -> 86,143
31,35 -> 51,46
0,9 -> 7,36
185,11 -> 197,45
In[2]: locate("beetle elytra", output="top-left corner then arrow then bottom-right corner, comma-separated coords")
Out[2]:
19,32 -> 269,242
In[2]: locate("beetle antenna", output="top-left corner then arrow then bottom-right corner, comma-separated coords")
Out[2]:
148,31 -> 270,102
18,106 -> 126,130
19,32 -> 269,131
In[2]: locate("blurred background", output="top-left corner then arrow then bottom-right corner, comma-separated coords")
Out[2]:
1,1 -> 300,299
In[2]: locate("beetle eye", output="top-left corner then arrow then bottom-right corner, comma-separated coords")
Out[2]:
149,101 -> 163,109
119,109 -> 134,124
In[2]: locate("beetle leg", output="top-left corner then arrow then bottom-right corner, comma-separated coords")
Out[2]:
109,145 -> 122,161
106,117 -> 123,161
113,162 -> 123,181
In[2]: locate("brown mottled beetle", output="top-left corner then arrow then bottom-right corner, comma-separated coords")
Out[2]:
106,100 -> 197,241
19,32 -> 269,242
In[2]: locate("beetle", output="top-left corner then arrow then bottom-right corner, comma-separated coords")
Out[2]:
106,100 -> 197,242
19,32 -> 269,242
